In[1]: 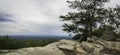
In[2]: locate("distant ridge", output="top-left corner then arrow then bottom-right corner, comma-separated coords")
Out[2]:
8,35 -> 72,40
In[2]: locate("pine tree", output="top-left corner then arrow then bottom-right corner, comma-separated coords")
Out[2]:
60,0 -> 120,41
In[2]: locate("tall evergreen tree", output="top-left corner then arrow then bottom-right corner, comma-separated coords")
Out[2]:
60,0 -> 120,41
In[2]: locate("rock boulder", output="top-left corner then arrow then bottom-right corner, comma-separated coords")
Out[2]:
0,39 -> 120,55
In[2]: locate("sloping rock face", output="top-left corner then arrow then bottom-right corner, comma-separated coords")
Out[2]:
0,39 -> 120,55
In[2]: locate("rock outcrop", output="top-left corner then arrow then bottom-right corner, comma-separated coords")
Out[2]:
0,39 -> 120,55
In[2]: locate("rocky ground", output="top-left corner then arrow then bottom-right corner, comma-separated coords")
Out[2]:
0,39 -> 120,55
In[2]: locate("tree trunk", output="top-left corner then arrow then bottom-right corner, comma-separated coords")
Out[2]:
88,23 -> 92,38
89,26 -> 92,38
88,15 -> 93,38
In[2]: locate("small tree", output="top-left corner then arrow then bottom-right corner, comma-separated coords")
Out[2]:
60,0 -> 120,41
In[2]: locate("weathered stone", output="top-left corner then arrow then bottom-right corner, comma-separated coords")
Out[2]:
58,44 -> 75,51
101,30 -> 116,41
0,39 -> 120,55
59,39 -> 78,45
75,44 -> 86,55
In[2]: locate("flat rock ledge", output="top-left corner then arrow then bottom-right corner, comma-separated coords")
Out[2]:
0,39 -> 120,55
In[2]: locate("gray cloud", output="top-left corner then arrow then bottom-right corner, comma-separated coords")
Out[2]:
0,12 -> 13,22
0,0 -> 119,35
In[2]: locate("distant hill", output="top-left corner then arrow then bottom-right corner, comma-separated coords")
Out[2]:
8,35 -> 72,40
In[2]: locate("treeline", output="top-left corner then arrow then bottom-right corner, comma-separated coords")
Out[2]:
0,35 -> 57,49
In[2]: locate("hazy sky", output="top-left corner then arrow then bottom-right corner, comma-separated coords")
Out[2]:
0,0 -> 120,35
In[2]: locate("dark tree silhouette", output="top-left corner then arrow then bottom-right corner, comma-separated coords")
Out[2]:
60,0 -> 120,41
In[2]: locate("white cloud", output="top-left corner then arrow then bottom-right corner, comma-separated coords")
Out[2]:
0,0 -> 119,35
0,0 -> 69,35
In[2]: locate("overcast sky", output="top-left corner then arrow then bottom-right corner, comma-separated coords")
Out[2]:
0,0 -> 120,36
